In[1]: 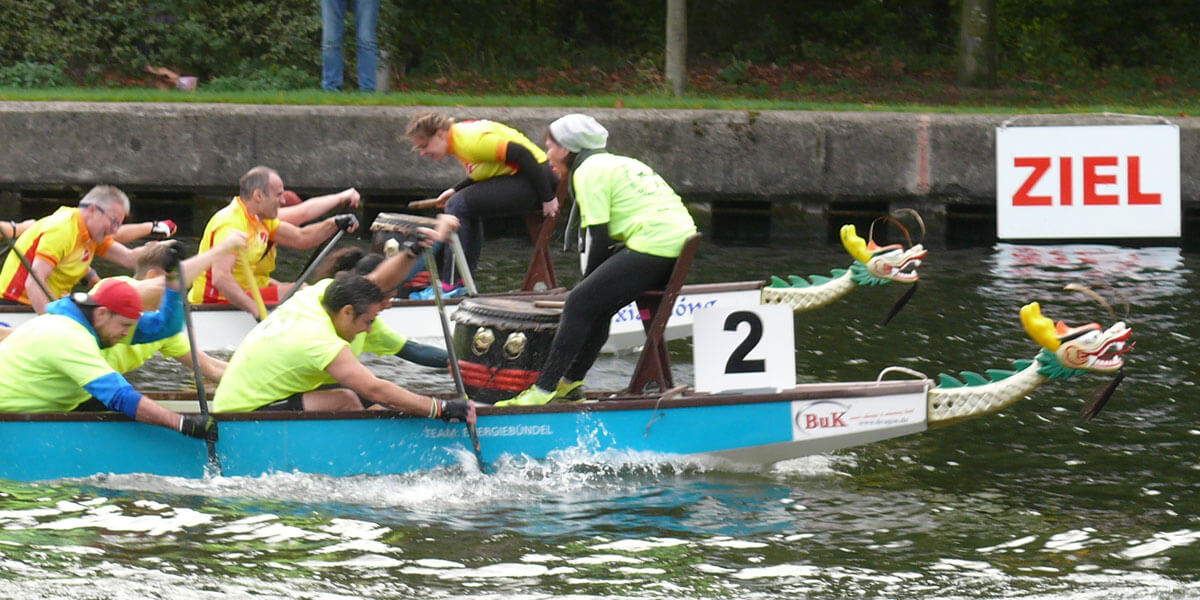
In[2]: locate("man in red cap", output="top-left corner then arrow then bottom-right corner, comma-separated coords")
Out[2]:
0,270 -> 216,441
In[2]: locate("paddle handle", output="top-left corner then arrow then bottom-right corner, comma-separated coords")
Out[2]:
237,253 -> 268,321
278,229 -> 345,306
407,198 -> 441,210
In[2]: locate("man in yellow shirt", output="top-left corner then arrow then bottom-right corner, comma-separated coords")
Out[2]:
188,166 -> 359,318
0,185 -> 144,313
214,214 -> 473,427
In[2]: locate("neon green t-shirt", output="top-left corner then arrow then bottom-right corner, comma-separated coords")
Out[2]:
572,153 -> 697,258
0,314 -> 113,412
213,279 -> 407,412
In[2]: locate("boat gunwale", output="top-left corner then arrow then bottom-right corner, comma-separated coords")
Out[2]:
0,380 -> 926,423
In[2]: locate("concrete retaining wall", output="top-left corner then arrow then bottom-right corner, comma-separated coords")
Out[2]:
1,101 -> 1197,207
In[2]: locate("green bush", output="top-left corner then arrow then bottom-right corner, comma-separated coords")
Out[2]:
0,62 -> 70,88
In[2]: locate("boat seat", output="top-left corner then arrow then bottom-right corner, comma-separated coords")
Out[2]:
521,212 -> 558,291
626,232 -> 702,395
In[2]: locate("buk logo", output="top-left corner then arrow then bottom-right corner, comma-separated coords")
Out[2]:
795,400 -> 849,432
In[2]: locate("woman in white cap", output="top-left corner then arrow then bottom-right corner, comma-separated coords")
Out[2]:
404,111 -> 558,299
497,114 -> 697,406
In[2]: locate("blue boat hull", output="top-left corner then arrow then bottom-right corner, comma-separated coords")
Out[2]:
0,381 -> 928,481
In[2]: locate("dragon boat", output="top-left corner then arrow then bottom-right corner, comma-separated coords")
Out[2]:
0,299 -> 1132,481
0,216 -> 927,352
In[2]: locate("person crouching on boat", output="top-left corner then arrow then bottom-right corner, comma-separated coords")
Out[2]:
99,232 -> 250,384
212,214 -> 475,424
497,114 -> 698,406
0,276 -> 217,440
404,111 -> 558,299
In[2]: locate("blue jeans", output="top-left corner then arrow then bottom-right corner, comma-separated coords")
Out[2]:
321,0 -> 379,91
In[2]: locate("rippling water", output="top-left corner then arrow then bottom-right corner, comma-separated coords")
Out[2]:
2,233 -> 1198,599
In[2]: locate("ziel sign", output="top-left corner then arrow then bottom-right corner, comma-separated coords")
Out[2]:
995,124 -> 1180,239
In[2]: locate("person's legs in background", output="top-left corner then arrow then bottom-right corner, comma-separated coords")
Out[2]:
353,0 -> 379,91
321,0 -> 348,91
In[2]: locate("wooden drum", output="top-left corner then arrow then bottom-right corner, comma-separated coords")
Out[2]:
452,297 -> 562,404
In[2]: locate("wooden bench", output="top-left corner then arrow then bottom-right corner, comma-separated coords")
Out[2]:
626,232 -> 703,394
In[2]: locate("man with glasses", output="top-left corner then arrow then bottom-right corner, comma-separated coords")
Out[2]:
0,185 -> 144,313
213,214 -> 473,425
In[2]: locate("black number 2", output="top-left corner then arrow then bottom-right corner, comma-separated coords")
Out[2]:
723,311 -> 765,374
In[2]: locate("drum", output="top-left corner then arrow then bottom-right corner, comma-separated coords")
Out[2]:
452,297 -> 562,404
369,212 -> 438,256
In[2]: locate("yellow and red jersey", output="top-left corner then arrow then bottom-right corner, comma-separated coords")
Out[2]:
188,197 -> 280,304
0,206 -> 114,304
448,120 -> 547,182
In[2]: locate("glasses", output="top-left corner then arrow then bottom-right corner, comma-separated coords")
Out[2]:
86,203 -> 123,230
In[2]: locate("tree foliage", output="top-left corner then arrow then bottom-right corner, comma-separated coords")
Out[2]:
0,0 -> 1197,88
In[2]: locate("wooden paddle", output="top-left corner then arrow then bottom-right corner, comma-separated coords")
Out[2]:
424,247 -> 484,473
236,252 -> 268,321
172,255 -> 222,476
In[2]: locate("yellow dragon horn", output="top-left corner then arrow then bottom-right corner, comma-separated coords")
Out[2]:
840,224 -> 873,264
1020,302 -> 1062,351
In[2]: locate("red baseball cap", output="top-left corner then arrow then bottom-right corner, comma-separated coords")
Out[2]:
81,279 -> 143,320
282,190 -> 302,207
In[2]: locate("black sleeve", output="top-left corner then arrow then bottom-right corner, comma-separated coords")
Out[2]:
396,340 -> 449,368
503,143 -> 555,203
582,224 -> 614,277
451,177 -> 474,192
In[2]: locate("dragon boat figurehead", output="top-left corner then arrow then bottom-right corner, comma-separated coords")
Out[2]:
840,224 -> 926,283
1020,301 -> 1133,373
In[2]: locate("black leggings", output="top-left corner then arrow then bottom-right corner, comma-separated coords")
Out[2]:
440,167 -> 553,284
535,248 -> 677,389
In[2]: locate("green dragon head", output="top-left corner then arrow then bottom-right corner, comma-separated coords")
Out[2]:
840,224 -> 926,286
1020,301 -> 1133,379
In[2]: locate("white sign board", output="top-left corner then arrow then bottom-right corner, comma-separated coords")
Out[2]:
790,394 -> 926,441
995,124 -> 1180,239
693,304 -> 795,393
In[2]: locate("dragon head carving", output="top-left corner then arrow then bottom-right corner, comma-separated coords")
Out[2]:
840,224 -> 926,285
1020,301 -> 1133,374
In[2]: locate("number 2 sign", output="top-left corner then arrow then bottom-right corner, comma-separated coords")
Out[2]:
693,304 -> 796,393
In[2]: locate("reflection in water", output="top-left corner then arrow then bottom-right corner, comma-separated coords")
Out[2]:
2,238 -> 1199,599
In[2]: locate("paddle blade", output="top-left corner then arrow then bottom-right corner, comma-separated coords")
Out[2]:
880,281 -> 918,326
1081,369 -> 1126,422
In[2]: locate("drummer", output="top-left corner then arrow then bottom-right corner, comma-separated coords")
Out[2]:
404,111 -> 558,299
497,114 -> 697,406
188,166 -> 359,319
212,214 -> 474,425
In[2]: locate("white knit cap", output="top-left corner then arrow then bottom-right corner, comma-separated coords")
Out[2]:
549,114 -> 608,152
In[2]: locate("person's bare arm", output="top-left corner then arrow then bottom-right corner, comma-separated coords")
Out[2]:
210,252 -> 261,316
324,347 -> 437,415
272,219 -> 346,250
178,230 -> 248,283
279,188 -> 361,225
26,258 -> 56,313
174,350 -> 227,382
99,241 -> 141,271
